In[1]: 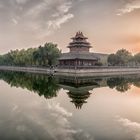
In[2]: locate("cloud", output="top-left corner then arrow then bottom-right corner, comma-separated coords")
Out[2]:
0,3 -> 3,8
58,1 -> 72,14
51,1 -> 72,18
47,14 -> 74,30
117,116 -> 140,140
117,0 -> 140,16
47,102 -> 72,117
0,0 -> 79,37
3,99 -> 93,140
23,0 -> 74,29
47,1 -> 74,33
0,0 -> 84,52
24,1 -> 48,19
16,0 -> 29,4
12,18 -> 18,25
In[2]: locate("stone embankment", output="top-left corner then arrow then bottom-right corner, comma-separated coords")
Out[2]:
55,67 -> 140,77
0,66 -> 53,74
0,66 -> 140,77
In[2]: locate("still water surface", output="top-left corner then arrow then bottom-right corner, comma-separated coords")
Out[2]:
0,71 -> 140,140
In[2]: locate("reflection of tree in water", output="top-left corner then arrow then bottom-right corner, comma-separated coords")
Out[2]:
107,76 -> 139,92
32,76 -> 60,99
133,77 -> 140,88
0,71 -> 60,99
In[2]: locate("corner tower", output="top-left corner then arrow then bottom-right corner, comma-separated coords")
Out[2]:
59,32 -> 99,67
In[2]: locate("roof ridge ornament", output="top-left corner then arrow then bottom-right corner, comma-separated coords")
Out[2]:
75,31 -> 84,37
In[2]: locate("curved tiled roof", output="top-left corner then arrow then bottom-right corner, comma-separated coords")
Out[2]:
58,52 -> 99,60
68,32 -> 91,49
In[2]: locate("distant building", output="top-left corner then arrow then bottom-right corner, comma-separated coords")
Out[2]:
59,32 -> 108,68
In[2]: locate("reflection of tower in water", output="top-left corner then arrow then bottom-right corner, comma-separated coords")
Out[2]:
67,90 -> 91,109
58,75 -> 106,109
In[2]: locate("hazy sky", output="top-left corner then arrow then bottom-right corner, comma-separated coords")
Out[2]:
0,0 -> 140,54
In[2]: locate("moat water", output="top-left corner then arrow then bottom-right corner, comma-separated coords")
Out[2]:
0,71 -> 140,140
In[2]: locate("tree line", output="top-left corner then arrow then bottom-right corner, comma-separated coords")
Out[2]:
107,49 -> 140,66
0,43 -> 61,67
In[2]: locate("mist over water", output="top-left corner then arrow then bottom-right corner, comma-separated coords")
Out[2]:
0,71 -> 140,140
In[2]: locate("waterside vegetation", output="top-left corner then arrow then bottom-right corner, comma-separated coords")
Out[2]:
0,43 -> 61,67
108,49 -> 140,66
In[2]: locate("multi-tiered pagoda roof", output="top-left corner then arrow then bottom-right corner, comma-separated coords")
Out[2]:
67,31 -> 92,49
59,32 -> 98,61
